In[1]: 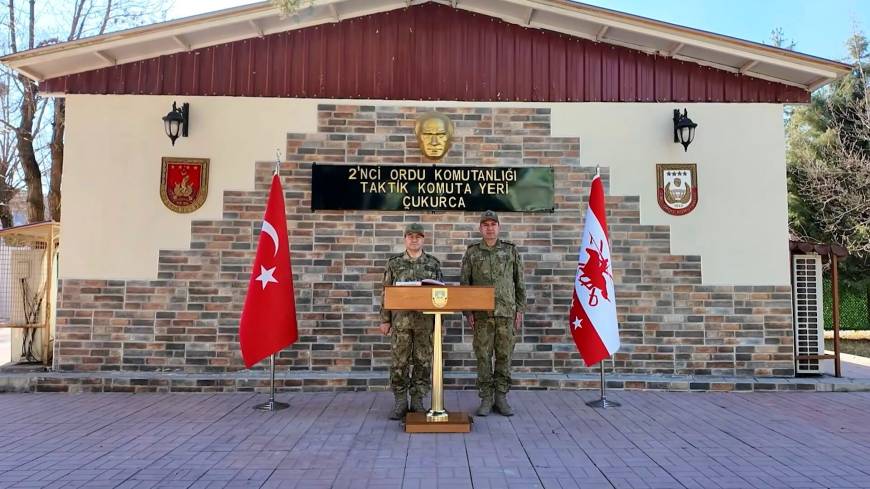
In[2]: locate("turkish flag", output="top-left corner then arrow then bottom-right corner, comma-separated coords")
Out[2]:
239,173 -> 298,368
569,174 -> 620,366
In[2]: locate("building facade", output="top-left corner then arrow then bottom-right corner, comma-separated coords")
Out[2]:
1,0 -> 851,390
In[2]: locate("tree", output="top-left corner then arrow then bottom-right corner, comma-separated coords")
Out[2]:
787,29 -> 870,313
270,0 -> 313,16
769,27 -> 797,51
767,28 -> 797,121
7,0 -> 45,224
0,62 -> 19,226
1,0 -> 170,225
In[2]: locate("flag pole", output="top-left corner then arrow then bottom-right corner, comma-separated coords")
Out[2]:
253,147 -> 288,412
578,165 -> 618,409
586,357 -> 620,408
255,353 -> 289,411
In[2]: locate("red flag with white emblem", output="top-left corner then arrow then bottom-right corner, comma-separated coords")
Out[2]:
569,174 -> 620,366
239,173 -> 298,368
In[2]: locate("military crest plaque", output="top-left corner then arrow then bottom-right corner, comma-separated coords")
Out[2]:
656,163 -> 698,216
160,157 -> 209,213
431,288 -> 448,309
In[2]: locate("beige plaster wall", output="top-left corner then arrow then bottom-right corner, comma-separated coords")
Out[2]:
62,95 -> 319,280
550,103 -> 789,286
62,95 -> 788,285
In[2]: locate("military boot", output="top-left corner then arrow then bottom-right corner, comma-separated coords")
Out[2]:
476,395 -> 494,416
389,394 -> 408,420
494,393 -> 514,416
409,395 -> 425,413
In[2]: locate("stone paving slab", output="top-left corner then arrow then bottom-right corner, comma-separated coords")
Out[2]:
0,391 -> 869,488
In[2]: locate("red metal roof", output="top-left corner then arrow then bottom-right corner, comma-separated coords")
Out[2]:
42,2 -> 809,103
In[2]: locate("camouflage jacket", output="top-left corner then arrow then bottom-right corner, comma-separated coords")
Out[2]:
380,251 -> 444,328
460,240 -> 526,318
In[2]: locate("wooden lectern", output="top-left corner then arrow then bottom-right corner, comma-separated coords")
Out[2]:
384,285 -> 494,433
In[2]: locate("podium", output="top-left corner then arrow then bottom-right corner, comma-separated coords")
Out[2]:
384,285 -> 494,433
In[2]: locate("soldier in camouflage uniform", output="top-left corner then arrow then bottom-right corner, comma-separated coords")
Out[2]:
379,223 -> 444,420
460,210 -> 526,417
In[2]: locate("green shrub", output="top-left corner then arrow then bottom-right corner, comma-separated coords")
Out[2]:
823,277 -> 869,330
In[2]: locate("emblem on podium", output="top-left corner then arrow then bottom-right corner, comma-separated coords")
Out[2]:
431,288 -> 448,309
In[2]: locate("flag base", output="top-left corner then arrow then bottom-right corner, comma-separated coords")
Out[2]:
585,359 -> 619,409
254,400 -> 289,411
405,412 -> 472,433
586,398 -> 621,409
252,354 -> 288,411
426,409 -> 449,422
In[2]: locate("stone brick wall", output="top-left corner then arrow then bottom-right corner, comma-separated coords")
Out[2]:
54,104 -> 795,380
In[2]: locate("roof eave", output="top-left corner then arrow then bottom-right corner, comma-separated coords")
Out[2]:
531,0 -> 851,74
0,0 -> 852,91
0,1 -> 274,66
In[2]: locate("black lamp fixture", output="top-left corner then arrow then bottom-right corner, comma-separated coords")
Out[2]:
162,101 -> 189,146
673,108 -> 697,152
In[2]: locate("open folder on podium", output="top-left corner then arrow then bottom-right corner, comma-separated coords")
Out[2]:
384,285 -> 494,433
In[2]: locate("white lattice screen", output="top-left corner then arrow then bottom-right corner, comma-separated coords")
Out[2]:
0,223 -> 60,366
792,254 -> 824,374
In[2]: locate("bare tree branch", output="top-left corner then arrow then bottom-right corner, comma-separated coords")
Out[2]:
75,1 -> 95,40
8,0 -> 17,54
68,0 -> 86,41
792,100 -> 870,256
99,0 -> 113,35
1,0 -> 173,225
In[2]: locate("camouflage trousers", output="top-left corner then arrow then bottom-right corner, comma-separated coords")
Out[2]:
472,316 -> 515,398
390,326 -> 433,398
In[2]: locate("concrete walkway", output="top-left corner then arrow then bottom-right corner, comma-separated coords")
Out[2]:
0,329 -> 9,366
823,352 -> 870,379
1,391 -> 869,488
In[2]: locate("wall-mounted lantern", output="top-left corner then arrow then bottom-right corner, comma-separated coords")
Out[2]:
673,108 -> 697,152
162,102 -> 189,146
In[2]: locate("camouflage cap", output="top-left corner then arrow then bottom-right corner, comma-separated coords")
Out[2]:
404,222 -> 425,236
479,210 -> 499,223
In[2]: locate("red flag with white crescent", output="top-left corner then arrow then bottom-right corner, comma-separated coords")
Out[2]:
569,174 -> 620,366
239,173 -> 298,368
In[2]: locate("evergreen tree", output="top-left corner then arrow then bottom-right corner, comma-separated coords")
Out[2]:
787,29 -> 870,316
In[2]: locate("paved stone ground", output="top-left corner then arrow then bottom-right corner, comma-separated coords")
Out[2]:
1,391 -> 869,489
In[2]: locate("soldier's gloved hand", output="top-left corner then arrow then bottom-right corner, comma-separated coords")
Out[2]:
515,312 -> 523,332
378,322 -> 391,335
465,313 -> 475,330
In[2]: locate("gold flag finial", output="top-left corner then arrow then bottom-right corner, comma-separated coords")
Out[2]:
274,149 -> 282,176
